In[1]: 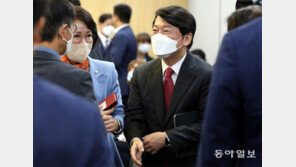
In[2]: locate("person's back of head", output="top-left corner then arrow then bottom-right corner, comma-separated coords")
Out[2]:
41,0 -> 75,42
153,6 -> 196,49
227,5 -> 262,31
113,4 -> 132,24
68,0 -> 80,6
191,49 -> 206,61
33,0 -> 48,44
33,0 -> 48,26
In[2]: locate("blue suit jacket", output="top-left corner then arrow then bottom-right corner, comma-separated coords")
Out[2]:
88,57 -> 125,130
197,18 -> 262,167
34,74 -> 112,167
103,26 -> 137,96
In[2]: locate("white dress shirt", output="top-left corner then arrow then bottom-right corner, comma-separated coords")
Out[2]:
161,52 -> 187,84
113,24 -> 129,34
98,32 -> 111,48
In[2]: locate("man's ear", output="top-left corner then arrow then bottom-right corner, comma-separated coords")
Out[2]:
58,24 -> 68,39
33,17 -> 46,43
183,33 -> 193,47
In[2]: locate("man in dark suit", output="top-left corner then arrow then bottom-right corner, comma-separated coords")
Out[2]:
33,0 -> 111,166
103,4 -> 137,110
33,0 -> 96,103
89,13 -> 113,60
125,6 -> 212,167
197,18 -> 262,167
34,75 -> 112,167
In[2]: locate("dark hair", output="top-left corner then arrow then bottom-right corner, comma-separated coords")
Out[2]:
75,6 -> 99,50
68,0 -> 80,6
33,0 -> 48,26
191,49 -> 206,61
136,32 -> 151,43
228,5 -> 262,31
41,0 -> 75,42
114,4 -> 132,23
99,14 -> 112,23
236,0 -> 254,10
153,6 -> 196,49
254,0 -> 262,6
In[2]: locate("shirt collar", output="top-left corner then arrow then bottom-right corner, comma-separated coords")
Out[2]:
98,32 -> 107,42
161,52 -> 187,76
113,24 -> 129,34
34,46 -> 61,60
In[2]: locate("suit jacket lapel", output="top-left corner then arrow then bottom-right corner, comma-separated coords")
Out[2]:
164,53 -> 197,127
146,59 -> 166,128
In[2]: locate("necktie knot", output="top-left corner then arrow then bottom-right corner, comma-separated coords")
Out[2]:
165,67 -> 174,78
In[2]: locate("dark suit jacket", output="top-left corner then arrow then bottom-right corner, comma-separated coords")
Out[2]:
103,26 -> 137,96
197,18 -> 262,167
89,38 -> 104,60
34,74 -> 112,167
125,52 -> 212,167
145,53 -> 154,62
33,49 -> 96,103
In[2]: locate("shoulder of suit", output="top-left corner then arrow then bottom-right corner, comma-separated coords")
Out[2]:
134,58 -> 160,73
89,57 -> 115,69
56,61 -> 92,79
115,27 -> 134,38
188,54 -> 213,74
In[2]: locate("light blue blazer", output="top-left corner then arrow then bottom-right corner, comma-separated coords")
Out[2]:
88,57 -> 125,131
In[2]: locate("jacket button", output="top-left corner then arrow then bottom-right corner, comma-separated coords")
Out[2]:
94,70 -> 98,74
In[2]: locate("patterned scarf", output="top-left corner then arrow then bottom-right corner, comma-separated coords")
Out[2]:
61,55 -> 90,72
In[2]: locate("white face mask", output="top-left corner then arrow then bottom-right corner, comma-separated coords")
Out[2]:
67,43 -> 92,64
127,69 -> 134,82
102,25 -> 115,37
151,33 -> 184,58
62,27 -> 73,55
138,43 -> 151,54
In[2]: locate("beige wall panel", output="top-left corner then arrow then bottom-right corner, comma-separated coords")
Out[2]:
81,0 -> 188,58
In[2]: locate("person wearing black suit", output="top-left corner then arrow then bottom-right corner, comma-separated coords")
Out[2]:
125,6 -> 212,167
103,4 -> 137,110
197,18 -> 262,167
33,0 -> 96,103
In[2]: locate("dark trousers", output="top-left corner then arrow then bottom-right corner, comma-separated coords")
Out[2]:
122,95 -> 129,112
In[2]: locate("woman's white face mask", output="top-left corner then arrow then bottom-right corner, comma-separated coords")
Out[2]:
67,43 -> 92,63
151,33 -> 185,58
138,43 -> 151,54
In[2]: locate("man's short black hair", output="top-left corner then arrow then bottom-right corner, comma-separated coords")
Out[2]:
68,0 -> 80,6
236,0 -> 254,10
41,0 -> 75,42
98,14 -> 112,23
191,49 -> 206,61
114,4 -> 132,23
153,6 -> 196,49
33,0 -> 48,26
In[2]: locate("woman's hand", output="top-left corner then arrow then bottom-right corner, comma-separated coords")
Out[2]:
99,105 -> 119,132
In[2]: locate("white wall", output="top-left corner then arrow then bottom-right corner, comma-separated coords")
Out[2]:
188,0 -> 236,65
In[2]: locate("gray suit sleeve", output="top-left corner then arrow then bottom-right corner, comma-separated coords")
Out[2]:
76,71 -> 97,104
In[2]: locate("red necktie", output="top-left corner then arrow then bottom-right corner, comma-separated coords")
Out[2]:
163,67 -> 174,114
